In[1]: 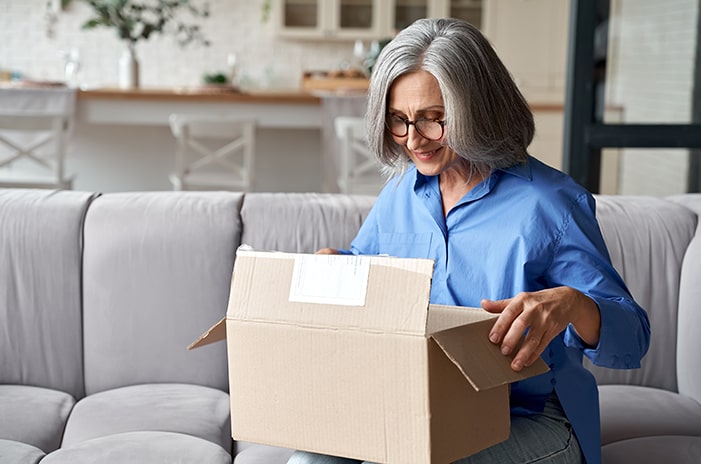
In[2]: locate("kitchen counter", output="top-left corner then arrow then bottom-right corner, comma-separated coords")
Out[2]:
77,87 -> 321,105
5,86 -> 566,194
76,87 -> 323,128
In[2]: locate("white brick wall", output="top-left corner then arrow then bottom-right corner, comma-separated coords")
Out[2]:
606,0 -> 699,195
0,0 -> 357,89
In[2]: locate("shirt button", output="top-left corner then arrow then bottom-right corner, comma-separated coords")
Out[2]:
551,378 -> 557,386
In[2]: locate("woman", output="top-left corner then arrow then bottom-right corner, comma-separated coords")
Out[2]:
290,18 -> 649,464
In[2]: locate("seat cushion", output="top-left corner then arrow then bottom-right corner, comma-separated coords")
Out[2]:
602,435 -> 701,464
0,439 -> 45,464
234,443 -> 295,464
599,385 -> 701,445
61,383 -> 231,451
0,385 -> 75,452
82,191 -> 243,395
240,192 -> 375,253
0,189 -> 96,399
590,195 -> 697,390
42,431 -> 231,464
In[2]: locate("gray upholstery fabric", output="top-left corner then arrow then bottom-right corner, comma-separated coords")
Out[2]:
588,195 -> 697,390
233,443 -> 295,464
82,191 -> 243,395
0,439 -> 45,464
42,431 -> 231,464
601,435 -> 701,464
0,385 -> 74,453
240,192 -> 376,253
60,383 -> 231,450
0,188 -> 96,399
668,194 -> 701,404
599,384 -> 701,445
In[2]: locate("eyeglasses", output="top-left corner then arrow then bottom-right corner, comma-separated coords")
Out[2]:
386,114 -> 446,141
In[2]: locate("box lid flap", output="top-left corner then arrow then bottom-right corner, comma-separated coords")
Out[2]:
431,319 -> 550,391
188,317 -> 226,350
228,249 -> 434,335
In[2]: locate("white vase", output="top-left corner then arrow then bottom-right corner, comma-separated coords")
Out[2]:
119,44 -> 140,89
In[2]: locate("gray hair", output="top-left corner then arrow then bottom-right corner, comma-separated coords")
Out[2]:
366,18 -> 534,178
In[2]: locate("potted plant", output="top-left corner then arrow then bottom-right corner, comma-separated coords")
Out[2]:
79,0 -> 211,89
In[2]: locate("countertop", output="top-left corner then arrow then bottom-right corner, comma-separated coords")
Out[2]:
76,87 -> 564,112
77,87 -> 321,104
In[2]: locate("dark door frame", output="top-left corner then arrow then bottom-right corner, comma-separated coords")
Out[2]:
562,0 -> 701,193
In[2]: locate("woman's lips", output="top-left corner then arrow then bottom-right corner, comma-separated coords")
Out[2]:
413,147 -> 441,161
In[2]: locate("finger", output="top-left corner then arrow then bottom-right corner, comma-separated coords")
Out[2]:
315,248 -> 339,255
481,298 -> 508,314
511,331 -> 544,371
484,298 -> 517,345
499,311 -> 532,356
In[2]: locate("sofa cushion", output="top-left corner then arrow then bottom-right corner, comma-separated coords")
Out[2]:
0,189 -> 96,399
240,192 -> 375,253
602,435 -> 701,464
668,193 -> 701,404
599,384 -> 701,445
60,383 -> 231,451
0,384 -> 75,453
589,195 -> 697,391
42,431 -> 231,464
82,192 -> 243,394
0,439 -> 45,464
233,443 -> 295,464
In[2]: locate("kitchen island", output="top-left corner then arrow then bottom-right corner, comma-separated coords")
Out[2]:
5,86 -> 566,194
72,87 -> 327,193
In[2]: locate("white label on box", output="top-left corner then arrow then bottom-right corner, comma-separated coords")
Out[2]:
289,254 -> 370,306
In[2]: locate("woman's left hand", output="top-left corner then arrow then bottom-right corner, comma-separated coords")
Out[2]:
482,287 -> 601,371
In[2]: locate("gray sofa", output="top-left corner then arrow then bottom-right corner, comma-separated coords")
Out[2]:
0,188 -> 700,464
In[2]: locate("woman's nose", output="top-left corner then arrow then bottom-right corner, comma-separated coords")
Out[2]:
406,124 -> 428,149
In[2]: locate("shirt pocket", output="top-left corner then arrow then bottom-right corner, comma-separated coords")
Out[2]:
378,232 -> 433,259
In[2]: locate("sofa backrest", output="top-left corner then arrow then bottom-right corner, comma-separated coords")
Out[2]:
668,194 -> 701,403
81,192 -> 243,396
589,195 -> 697,392
0,189 -> 96,399
240,193 -> 376,253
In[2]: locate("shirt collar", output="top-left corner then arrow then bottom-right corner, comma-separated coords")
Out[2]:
412,157 -> 533,203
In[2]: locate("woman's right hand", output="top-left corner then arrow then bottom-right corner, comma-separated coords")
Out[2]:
315,248 -> 339,255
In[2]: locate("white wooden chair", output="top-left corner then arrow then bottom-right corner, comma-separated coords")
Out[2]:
169,114 -> 256,191
334,116 -> 384,195
0,88 -> 76,189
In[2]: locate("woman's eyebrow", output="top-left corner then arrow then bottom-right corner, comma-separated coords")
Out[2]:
387,105 -> 445,115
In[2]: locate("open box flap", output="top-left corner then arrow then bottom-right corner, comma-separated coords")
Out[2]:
431,319 -> 550,391
188,317 -> 226,350
228,249 -> 434,335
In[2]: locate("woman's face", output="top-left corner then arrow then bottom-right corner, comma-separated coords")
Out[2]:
387,70 -> 460,177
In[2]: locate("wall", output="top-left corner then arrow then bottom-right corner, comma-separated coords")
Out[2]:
606,0 -> 699,195
1,0 -> 356,90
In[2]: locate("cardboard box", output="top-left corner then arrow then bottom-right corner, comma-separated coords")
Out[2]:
190,249 -> 548,463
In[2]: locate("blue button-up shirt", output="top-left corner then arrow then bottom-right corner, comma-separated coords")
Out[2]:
342,157 -> 650,464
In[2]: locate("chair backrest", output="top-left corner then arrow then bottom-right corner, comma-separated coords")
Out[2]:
334,116 -> 384,195
0,88 -> 76,189
169,113 -> 256,192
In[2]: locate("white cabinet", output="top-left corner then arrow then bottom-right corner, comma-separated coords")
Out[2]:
275,0 -> 483,40
481,0 -> 569,102
275,0 -> 383,40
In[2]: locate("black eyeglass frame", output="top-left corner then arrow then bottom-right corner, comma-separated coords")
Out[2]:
385,114 -> 447,141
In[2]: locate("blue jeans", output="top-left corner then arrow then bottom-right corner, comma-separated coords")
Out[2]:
287,393 -> 584,464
